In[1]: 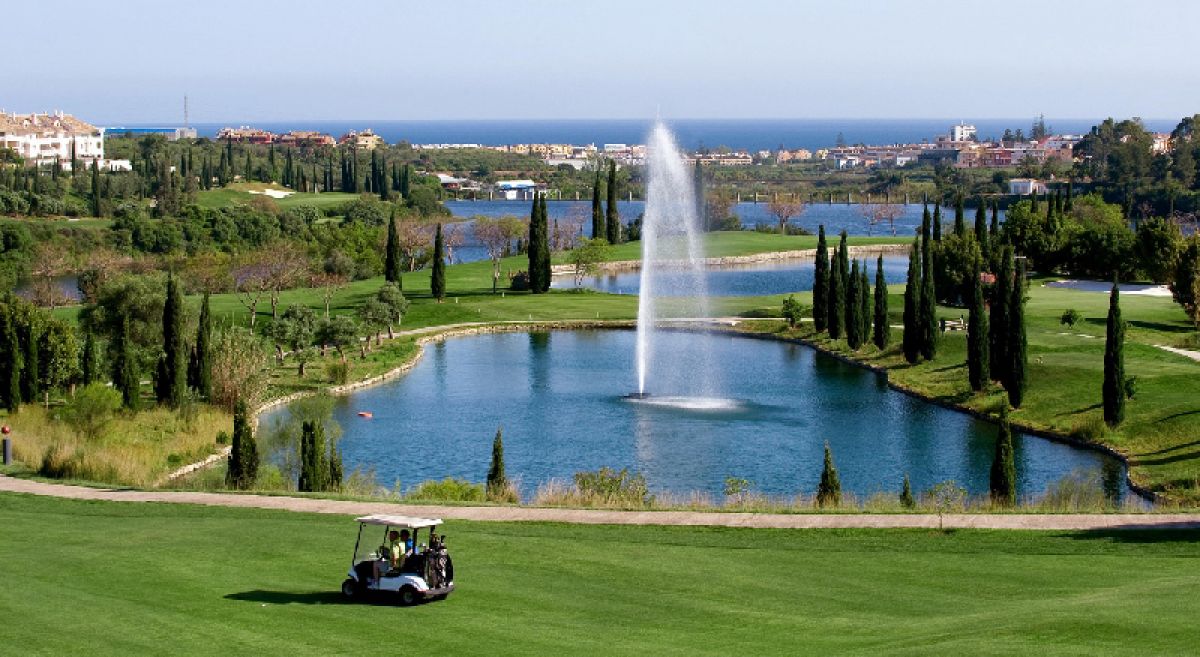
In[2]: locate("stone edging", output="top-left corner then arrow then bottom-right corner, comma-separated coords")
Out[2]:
550,243 -> 909,276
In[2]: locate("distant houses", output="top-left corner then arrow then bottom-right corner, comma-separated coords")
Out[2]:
0,110 -> 131,171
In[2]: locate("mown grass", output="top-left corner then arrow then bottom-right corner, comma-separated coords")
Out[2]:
2,493 -> 1199,656
749,276 -> 1200,503
193,183 -> 359,211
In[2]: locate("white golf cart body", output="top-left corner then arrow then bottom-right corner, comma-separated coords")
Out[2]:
342,514 -> 455,604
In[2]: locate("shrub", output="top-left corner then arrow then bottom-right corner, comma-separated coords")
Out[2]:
1035,470 -> 1110,511
509,270 -> 530,291
326,360 -> 351,385
39,442 -> 85,479
781,295 -> 807,328
573,467 -> 651,506
924,480 -> 967,530
61,383 -> 123,440
1060,308 -> 1081,328
405,477 -> 485,502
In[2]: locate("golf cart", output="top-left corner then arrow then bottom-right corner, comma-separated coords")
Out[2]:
341,514 -> 455,605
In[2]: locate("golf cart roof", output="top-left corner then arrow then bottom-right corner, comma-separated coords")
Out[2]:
355,514 -> 443,529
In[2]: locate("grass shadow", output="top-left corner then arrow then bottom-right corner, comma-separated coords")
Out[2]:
1061,527 -> 1200,543
225,590 -> 348,606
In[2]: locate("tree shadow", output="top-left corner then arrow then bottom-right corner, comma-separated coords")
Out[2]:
1133,450 -> 1200,467
1061,526 -> 1200,543
1139,438 -> 1200,456
1156,410 -> 1200,423
1128,319 -> 1194,334
225,590 -> 348,606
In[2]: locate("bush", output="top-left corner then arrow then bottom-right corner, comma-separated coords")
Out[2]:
573,467 -> 651,506
39,442 -> 85,479
1060,308 -> 1081,328
509,270 -> 530,291
326,360 -> 351,385
405,477 -> 485,502
60,383 -> 123,440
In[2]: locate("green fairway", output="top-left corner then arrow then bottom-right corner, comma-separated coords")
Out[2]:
2,493 -> 1198,656
194,183 -> 360,211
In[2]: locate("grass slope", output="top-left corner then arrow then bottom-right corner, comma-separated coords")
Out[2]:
2,493 -> 1198,656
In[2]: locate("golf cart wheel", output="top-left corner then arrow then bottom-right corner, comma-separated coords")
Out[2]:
398,586 -> 419,606
341,578 -> 359,599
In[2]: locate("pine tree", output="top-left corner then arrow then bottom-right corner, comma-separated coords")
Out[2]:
605,160 -> 620,244
989,412 -> 1017,506
81,330 -> 97,385
19,318 -> 39,404
431,223 -> 446,302
919,229 -> 938,361
1005,259 -> 1028,408
813,225 -> 829,332
902,238 -> 921,363
873,255 -> 889,349
591,167 -> 604,239
1103,282 -> 1126,426
160,274 -> 186,407
816,443 -> 842,508
967,262 -> 990,391
0,304 -> 21,413
226,399 -> 258,490
384,210 -> 403,287
487,426 -> 507,497
846,259 -> 862,349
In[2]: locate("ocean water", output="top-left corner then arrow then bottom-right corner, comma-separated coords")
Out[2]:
123,118 -> 1179,153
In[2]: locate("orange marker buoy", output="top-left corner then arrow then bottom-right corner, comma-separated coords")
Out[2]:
357,411 -> 373,418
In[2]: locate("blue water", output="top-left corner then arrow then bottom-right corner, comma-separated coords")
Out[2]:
552,255 -> 910,296
132,118 -> 1178,153
448,200 -> 942,238
261,330 -> 1128,502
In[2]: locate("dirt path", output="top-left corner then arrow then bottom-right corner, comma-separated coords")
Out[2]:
4,476 -> 1197,531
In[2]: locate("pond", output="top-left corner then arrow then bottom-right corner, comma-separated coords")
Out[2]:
262,330 -> 1130,503
551,254 -> 910,296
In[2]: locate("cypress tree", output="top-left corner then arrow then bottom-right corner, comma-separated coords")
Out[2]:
90,161 -> 101,217
160,274 -> 186,407
900,474 -> 915,509
1031,191 -> 1039,213
244,151 -> 252,181
967,262 -> 990,391
846,260 -> 862,349
921,202 -> 930,240
19,319 -> 39,404
813,225 -> 829,332
605,160 -> 620,244
226,399 -> 259,490
932,202 -> 943,242
919,230 -> 938,361
591,167 -> 604,239
902,238 -> 920,363
189,292 -> 212,398
1005,259 -> 1028,408
1065,179 -> 1074,212
828,231 -> 848,339
431,223 -> 446,302
527,194 -> 544,293
990,199 -> 999,241
873,255 -> 889,349
954,195 -> 966,237
990,247 -> 1013,381
115,318 -> 140,411
859,263 -> 871,346
384,210 -> 403,287
975,196 -> 989,264
299,420 -> 317,492
487,426 -> 507,497
693,161 -> 706,229
1103,282 -> 1126,426
400,164 -> 411,198
816,443 -> 842,508
81,330 -> 97,386
0,305 -> 21,413
538,194 -> 552,289
989,412 -> 1017,506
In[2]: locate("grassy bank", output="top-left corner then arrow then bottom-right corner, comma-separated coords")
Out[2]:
2,493 -> 1198,656
746,277 -> 1200,503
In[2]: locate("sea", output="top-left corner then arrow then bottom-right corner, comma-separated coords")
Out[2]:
114,118 -> 1180,153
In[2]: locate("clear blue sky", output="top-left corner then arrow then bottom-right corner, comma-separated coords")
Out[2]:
6,0 -> 1198,123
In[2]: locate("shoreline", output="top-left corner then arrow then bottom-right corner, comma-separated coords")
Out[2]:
550,243 -> 909,276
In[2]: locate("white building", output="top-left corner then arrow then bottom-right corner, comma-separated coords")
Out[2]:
494,179 -> 540,200
951,122 -> 977,142
1008,178 -> 1048,196
0,111 -> 104,166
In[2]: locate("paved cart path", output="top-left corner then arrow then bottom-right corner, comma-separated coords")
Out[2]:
3,476 -> 1198,531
